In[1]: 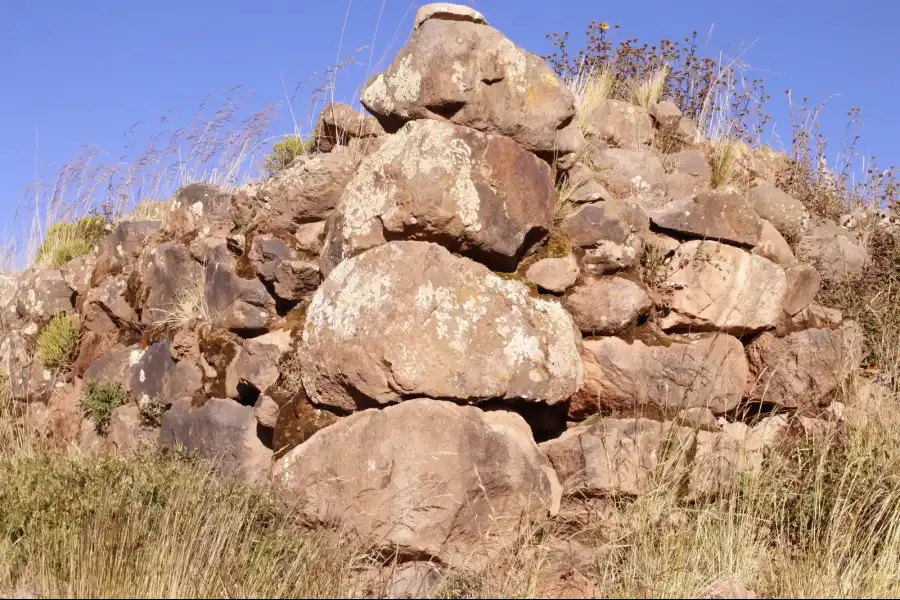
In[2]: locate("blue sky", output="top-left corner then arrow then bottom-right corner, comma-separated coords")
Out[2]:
1,0 -> 897,231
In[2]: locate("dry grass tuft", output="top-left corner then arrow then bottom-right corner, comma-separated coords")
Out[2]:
628,63 -> 670,108
565,65 -> 614,136
149,264 -> 211,332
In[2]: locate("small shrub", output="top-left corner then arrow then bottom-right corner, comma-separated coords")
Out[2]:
82,381 -> 129,433
139,399 -> 166,428
264,135 -> 316,175
35,314 -> 83,373
35,215 -> 108,267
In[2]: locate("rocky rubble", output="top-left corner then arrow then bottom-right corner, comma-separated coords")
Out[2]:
2,1 -> 881,575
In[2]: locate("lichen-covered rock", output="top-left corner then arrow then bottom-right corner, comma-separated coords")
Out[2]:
302,241 -> 583,411
321,119 -> 554,275
312,102 -> 384,153
91,220 -> 161,286
253,151 -> 360,227
661,240 -> 787,335
127,340 -> 202,410
60,254 -> 97,298
563,276 -> 652,336
164,183 -> 234,241
294,221 -> 327,255
541,417 -> 695,497
160,397 -> 272,485
649,191 -> 764,247
561,200 -> 649,274
580,333 -> 748,416
82,275 -> 140,336
585,99 -> 654,149
272,399 -> 559,565
361,17 -> 582,168
15,268 -> 74,327
746,321 -> 863,408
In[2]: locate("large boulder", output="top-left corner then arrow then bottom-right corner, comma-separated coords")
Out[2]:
321,119 -> 554,274
202,244 -> 277,335
580,333 -> 748,416
302,241 -> 583,412
160,397 -> 272,485
649,191 -> 764,247
360,15 -> 582,168
661,241 -> 787,335
541,417 -> 695,497
272,399 -> 559,564
746,321 -> 863,408
312,102 -> 384,153
562,276 -> 652,336
664,149 -> 712,197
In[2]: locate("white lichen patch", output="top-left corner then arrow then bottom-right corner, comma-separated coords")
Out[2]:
304,256 -> 395,343
362,73 -> 395,113
190,201 -> 204,218
451,61 -> 467,92
497,38 -> 528,93
388,54 -> 422,104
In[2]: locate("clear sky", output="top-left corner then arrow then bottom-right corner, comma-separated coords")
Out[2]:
1,0 -> 897,230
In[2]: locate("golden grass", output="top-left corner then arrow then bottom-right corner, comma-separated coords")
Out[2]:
1,363 -> 899,598
628,64 -> 670,109
149,263 -> 211,332
565,66 -> 614,137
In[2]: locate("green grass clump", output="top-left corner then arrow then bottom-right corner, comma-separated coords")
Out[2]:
82,381 -> 129,433
35,215 -> 108,267
264,135 -> 317,175
35,314 -> 83,373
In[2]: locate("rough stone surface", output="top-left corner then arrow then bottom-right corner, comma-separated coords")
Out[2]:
746,184 -> 809,239
752,219 -> 795,266
226,329 -> 292,399
254,151 -> 360,226
561,200 -> 649,274
272,399 -> 559,565
782,263 -> 821,316
302,241 -> 583,411
746,321 -> 863,408
586,99 -> 654,149
664,149 -> 711,197
649,191 -> 763,247
796,229 -> 868,284
91,220 -> 161,286
203,246 -> 277,334
541,417 -> 695,497
414,2 -> 487,28
661,240 -> 787,335
135,242 -> 203,328
525,254 -> 579,293
587,148 -> 666,206
106,403 -> 157,453
247,235 -> 321,302
563,276 -> 652,336
581,333 -> 748,416
313,102 -> 384,153
321,119 -> 554,274
160,397 -> 273,485
361,18 -> 582,168
15,268 -> 74,326
82,275 -> 139,336
294,221 -> 327,255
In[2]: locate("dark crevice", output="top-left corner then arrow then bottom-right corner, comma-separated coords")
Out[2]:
426,101 -> 466,120
235,381 -> 261,407
726,400 -> 789,426
647,222 -> 757,251
256,423 -> 274,450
